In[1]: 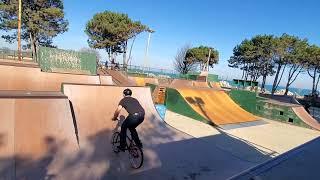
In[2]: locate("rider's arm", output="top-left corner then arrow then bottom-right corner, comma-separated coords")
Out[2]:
112,105 -> 123,120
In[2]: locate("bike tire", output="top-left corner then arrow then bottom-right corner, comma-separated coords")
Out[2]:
111,132 -> 120,153
128,144 -> 144,169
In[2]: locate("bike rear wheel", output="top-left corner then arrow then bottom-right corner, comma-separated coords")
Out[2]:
128,143 -> 144,169
111,132 -> 120,153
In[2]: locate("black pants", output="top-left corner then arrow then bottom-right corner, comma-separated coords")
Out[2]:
120,113 -> 144,148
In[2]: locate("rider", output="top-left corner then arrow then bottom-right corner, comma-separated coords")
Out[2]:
112,88 -> 145,151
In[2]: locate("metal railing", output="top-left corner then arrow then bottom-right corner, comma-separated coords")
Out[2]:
0,48 -> 34,61
101,62 -> 199,80
309,107 -> 320,123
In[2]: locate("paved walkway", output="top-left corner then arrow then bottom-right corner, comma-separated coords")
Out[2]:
165,110 -> 320,159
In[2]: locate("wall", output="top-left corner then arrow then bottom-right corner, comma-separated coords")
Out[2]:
228,89 -> 312,129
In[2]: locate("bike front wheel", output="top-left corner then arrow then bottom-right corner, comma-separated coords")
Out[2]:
128,144 -> 144,169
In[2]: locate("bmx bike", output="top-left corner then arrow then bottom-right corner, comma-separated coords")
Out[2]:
111,119 -> 144,169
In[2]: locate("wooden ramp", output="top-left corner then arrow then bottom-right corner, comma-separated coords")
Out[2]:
292,106 -> 320,131
177,88 -> 259,125
0,91 -> 78,179
0,64 -> 113,91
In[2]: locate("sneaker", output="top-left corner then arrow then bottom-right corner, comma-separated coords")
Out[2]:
137,143 -> 143,149
117,146 -> 126,152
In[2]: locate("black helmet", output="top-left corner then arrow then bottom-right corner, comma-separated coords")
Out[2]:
123,88 -> 132,96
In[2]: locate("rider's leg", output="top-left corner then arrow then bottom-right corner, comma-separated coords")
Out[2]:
128,114 -> 144,148
129,127 -> 143,148
119,116 -> 132,150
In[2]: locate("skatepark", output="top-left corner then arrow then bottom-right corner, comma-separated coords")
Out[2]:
1,50 -> 320,180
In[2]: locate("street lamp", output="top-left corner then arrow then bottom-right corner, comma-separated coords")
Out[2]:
17,0 -> 22,61
143,28 -> 155,72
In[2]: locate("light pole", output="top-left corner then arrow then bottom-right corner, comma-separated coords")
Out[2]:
17,0 -> 22,61
143,29 -> 154,72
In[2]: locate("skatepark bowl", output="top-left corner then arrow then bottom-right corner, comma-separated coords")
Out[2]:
1,63 -> 320,179
1,84 -> 282,180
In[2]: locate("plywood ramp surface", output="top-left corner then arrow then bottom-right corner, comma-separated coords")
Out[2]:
177,88 -> 258,125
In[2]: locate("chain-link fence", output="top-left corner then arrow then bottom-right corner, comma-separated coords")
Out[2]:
102,62 -> 200,80
0,48 -> 33,61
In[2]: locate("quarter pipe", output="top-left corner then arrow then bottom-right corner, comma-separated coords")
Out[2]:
0,85 -> 269,179
176,88 -> 258,125
292,106 -> 320,131
61,84 -> 260,179
0,91 -> 78,179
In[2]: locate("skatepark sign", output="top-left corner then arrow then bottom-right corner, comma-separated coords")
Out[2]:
38,46 -> 97,75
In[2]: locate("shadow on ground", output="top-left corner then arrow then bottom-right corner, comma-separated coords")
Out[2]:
0,114 -> 273,180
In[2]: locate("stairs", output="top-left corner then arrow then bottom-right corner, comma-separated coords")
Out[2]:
98,67 -> 135,86
153,86 -> 166,104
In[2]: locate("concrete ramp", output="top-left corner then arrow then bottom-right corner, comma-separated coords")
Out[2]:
292,106 -> 320,131
0,64 -> 112,91
177,88 -> 258,125
0,91 -> 78,179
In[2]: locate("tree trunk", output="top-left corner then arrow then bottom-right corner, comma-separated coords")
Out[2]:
272,63 -> 282,94
284,81 -> 290,96
315,73 -> 320,95
312,69 -> 317,96
127,36 -> 136,65
241,64 -> 245,80
284,65 -> 302,96
122,41 -> 128,69
284,66 -> 294,96
30,33 -> 37,62
261,74 -> 267,91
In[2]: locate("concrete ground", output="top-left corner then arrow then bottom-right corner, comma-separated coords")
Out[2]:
165,110 -> 320,161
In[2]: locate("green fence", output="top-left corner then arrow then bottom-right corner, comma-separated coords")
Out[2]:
38,46 -> 97,75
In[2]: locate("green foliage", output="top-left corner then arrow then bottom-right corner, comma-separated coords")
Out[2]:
173,44 -> 196,74
229,35 -> 276,83
85,11 -> 148,64
185,46 -> 219,70
306,45 -> 320,95
228,33 -> 319,95
0,0 -> 68,49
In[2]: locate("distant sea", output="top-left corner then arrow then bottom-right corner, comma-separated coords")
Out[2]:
264,85 -> 312,96
226,80 -> 312,96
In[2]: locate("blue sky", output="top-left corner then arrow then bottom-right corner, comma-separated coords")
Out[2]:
1,0 -> 320,89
